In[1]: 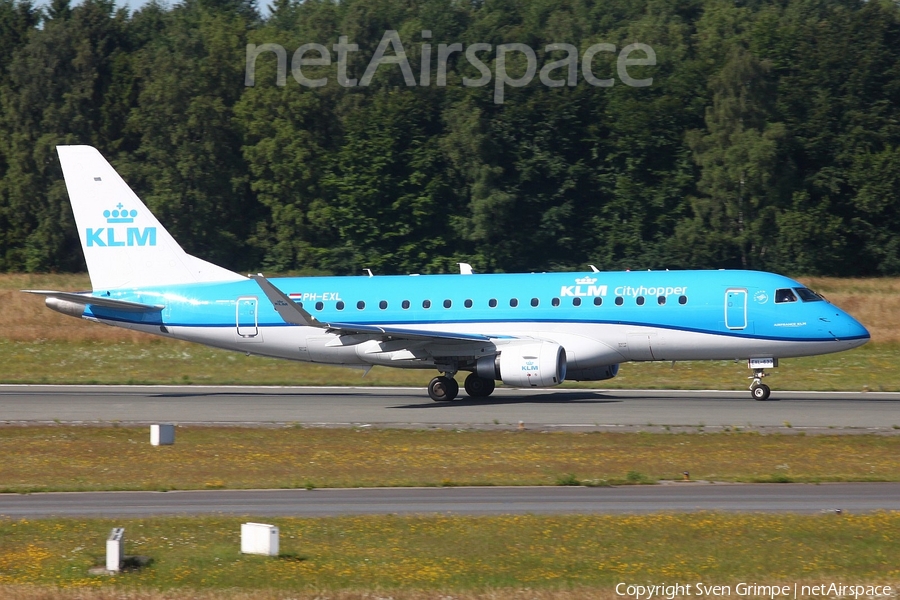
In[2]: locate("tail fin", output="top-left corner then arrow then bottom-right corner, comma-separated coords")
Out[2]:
57,145 -> 245,290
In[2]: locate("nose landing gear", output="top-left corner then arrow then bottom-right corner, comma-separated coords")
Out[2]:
750,376 -> 771,401
747,358 -> 777,401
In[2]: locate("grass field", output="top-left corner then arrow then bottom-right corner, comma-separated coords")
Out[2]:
2,427 -> 900,493
2,274 -> 900,390
1,513 -> 898,591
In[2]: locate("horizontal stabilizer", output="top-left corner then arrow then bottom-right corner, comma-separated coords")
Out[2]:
22,290 -> 164,312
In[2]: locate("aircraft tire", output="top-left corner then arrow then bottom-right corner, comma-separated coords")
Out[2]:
751,384 -> 771,401
464,373 -> 496,397
429,376 -> 458,402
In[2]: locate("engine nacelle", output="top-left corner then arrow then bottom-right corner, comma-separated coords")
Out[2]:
566,363 -> 619,381
476,342 -> 567,388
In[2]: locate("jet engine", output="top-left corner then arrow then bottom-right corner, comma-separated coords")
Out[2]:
476,341 -> 567,387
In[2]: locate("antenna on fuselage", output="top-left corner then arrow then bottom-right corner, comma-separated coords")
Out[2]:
458,263 -> 474,275
363,268 -> 374,277
589,265 -> 600,273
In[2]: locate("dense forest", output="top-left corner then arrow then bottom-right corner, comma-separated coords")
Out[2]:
0,0 -> 898,276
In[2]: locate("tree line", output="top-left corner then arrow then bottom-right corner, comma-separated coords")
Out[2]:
1,0 -> 898,277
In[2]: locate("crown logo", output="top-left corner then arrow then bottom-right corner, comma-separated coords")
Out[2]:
575,276 -> 597,285
104,203 -> 137,224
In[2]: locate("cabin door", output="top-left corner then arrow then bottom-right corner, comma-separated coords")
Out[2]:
725,289 -> 747,330
236,297 -> 259,338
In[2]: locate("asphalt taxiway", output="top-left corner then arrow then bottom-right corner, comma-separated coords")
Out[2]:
1,385 -> 899,431
2,483 -> 898,518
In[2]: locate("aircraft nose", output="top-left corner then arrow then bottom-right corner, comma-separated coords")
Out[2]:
820,310 -> 869,347
834,312 -> 870,348
846,316 -> 870,342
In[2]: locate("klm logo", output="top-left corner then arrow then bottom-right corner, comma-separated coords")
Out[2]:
522,360 -> 539,372
560,276 -> 607,298
86,204 -> 157,247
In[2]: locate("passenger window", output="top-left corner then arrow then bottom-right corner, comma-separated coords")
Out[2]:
678,295 -> 687,305
615,297 -> 624,306
357,301 -> 365,310
489,298 -> 498,308
401,300 -> 410,309
315,301 -> 324,311
336,301 -> 345,311
636,296 -> 645,306
443,299 -> 452,309
658,296 -> 666,305
775,289 -> 798,303
464,299 -> 473,308
510,298 -> 519,307
423,299 -> 432,309
379,300 -> 388,310
593,297 -> 602,306
530,298 -> 539,307
551,298 -> 560,307
573,297 -> 582,307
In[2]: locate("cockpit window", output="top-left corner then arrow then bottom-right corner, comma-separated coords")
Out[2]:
775,288 -> 797,303
794,287 -> 824,302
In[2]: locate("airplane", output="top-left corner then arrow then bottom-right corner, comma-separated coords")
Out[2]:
23,145 -> 870,402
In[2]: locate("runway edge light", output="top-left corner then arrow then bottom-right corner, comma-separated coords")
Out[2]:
241,523 -> 280,556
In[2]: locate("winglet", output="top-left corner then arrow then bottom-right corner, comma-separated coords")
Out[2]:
250,274 -> 325,328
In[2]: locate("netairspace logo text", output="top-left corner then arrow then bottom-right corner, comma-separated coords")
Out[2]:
245,30 -> 656,104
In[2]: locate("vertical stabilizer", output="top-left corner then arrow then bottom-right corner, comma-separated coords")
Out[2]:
57,145 -> 245,290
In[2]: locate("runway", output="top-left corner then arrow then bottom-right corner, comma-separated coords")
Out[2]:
1,483 -> 898,518
1,385 -> 899,431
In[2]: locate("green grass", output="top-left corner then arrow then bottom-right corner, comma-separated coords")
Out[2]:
1,513 -> 899,590
2,427 -> 900,493
1,338 -> 898,390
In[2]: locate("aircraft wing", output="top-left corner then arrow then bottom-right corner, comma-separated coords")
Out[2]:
251,274 -> 493,343
22,290 -> 164,312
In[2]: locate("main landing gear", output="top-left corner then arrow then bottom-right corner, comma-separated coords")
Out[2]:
428,375 -> 458,402
428,372 -> 497,401
464,372 -> 495,397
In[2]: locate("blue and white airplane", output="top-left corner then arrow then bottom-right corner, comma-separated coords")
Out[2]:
25,146 -> 870,401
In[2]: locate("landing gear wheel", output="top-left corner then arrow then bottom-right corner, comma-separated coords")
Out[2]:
429,376 -> 459,402
748,366 -> 772,401
751,384 -> 771,401
464,373 -> 496,397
